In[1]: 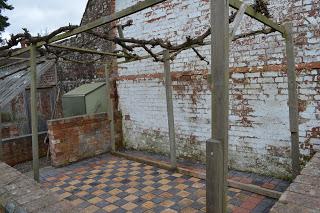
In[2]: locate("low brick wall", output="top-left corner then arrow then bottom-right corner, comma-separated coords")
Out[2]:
271,152 -> 320,212
1,123 -> 19,138
1,132 -> 48,166
0,162 -> 82,212
48,113 -> 111,167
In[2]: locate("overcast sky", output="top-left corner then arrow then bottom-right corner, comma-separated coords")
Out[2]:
2,0 -> 88,39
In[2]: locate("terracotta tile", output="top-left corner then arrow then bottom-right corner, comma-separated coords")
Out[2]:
192,182 -> 205,188
59,192 -> 72,199
84,205 -> 100,213
76,191 -> 88,197
91,169 -> 101,174
118,168 -> 127,172
122,202 -> 138,211
181,207 -> 197,213
97,184 -> 107,189
51,187 -> 61,192
142,193 -> 156,200
176,184 -> 188,190
172,173 -> 183,177
69,180 -> 81,185
71,198 -> 84,206
105,196 -> 120,203
262,183 -> 275,189
160,192 -> 173,199
142,201 -> 155,209
177,190 -> 190,198
80,185 -> 91,190
160,208 -> 177,213
93,190 -> 105,196
88,197 -> 103,204
189,177 -> 200,182
126,188 -> 138,194
159,185 -> 172,191
160,200 -> 175,207
159,179 -> 170,185
142,186 -> 155,192
195,189 -> 206,197
178,198 -> 193,207
112,177 -> 124,182
144,175 -> 154,180
46,177 -> 56,181
233,207 -> 250,213
197,197 -> 206,205
64,186 -> 76,192
83,179 -> 95,184
124,194 -> 138,202
109,188 -> 122,195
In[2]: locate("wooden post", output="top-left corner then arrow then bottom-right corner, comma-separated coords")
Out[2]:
207,0 -> 229,212
105,63 -> 116,152
163,50 -> 177,169
284,23 -> 300,178
30,44 -> 39,182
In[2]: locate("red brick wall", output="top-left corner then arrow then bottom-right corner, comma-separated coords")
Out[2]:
48,113 -> 111,167
1,132 -> 48,166
1,123 -> 19,138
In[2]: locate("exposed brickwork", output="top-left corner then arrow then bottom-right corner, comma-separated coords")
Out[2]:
1,132 -> 48,166
55,0 -> 124,149
114,0 -> 320,178
0,162 -> 82,212
48,113 -> 111,167
1,123 -> 19,138
271,152 -> 320,212
56,0 -> 116,93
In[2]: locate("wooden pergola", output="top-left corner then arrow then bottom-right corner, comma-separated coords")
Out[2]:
0,0 -> 300,212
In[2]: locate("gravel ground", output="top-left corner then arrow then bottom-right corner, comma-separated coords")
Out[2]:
13,157 -> 51,173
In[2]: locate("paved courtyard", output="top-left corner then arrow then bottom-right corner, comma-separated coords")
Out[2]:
40,154 -> 279,213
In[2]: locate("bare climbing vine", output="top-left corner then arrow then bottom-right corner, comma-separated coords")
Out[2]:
0,1 -> 272,64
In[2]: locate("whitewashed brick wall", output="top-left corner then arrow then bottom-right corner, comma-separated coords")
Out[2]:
114,0 -> 320,178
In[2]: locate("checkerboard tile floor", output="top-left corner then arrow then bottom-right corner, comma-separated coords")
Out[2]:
41,155 -> 276,213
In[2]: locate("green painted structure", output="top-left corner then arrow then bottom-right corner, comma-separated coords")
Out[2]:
62,82 -> 107,117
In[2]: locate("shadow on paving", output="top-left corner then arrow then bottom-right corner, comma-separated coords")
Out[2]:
36,154 -> 282,213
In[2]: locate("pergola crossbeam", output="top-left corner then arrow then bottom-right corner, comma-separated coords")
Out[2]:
48,44 -> 123,57
8,0 -> 168,58
229,0 -> 286,34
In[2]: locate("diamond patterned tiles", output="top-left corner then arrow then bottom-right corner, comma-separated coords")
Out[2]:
41,154 -> 276,213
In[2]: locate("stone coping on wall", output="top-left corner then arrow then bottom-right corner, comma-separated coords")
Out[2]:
0,162 -> 83,213
47,112 -> 109,126
1,131 -> 47,143
270,152 -> 320,213
1,132 -> 48,166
